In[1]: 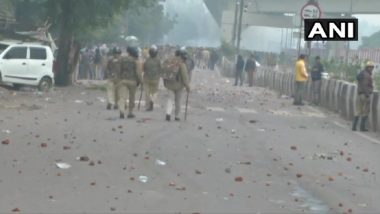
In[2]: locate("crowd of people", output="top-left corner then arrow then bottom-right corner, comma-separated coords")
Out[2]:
76,45 -> 221,81
74,43 -> 376,132
294,54 -> 375,132
96,44 -> 213,121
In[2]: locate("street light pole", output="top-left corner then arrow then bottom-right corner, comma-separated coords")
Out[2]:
231,0 -> 239,44
236,0 -> 244,52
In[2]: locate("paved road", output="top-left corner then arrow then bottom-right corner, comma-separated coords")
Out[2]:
1,69 -> 380,213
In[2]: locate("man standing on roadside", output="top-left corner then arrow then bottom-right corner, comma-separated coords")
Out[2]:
245,54 -> 257,87
293,54 -> 308,106
234,54 -> 245,86
352,61 -> 374,132
311,56 -> 324,105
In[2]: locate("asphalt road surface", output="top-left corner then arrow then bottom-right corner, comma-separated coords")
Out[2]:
1,68 -> 380,214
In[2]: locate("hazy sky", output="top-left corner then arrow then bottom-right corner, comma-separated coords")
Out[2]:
164,1 -> 380,51
356,15 -> 380,27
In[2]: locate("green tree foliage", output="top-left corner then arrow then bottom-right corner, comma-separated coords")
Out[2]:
126,3 -> 176,45
218,40 -> 236,61
0,0 -> 15,21
361,30 -> 380,49
12,0 -> 45,30
9,0 -> 174,86
322,59 -> 361,82
27,0 -> 149,86
83,1 -> 176,45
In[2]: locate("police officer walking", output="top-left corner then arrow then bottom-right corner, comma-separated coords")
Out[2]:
143,45 -> 162,111
352,61 -> 375,132
105,47 -> 121,110
162,49 -> 191,121
117,46 -> 143,119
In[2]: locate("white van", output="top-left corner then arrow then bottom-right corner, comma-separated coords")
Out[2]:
0,41 -> 54,91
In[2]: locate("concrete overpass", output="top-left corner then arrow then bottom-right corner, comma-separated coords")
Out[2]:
204,0 -> 380,42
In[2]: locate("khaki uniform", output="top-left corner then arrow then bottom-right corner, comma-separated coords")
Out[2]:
106,56 -> 121,106
202,49 -> 210,69
356,94 -> 371,117
163,58 -> 190,118
117,56 -> 143,115
355,70 -> 374,117
245,58 -> 257,87
143,57 -> 162,109
352,69 -> 374,131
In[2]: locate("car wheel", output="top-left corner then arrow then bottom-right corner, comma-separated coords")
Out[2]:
38,77 -> 52,92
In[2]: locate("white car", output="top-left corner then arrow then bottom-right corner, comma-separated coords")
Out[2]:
0,41 -> 54,91
321,72 -> 330,79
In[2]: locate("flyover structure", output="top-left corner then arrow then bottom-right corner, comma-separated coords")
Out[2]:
205,0 -> 380,44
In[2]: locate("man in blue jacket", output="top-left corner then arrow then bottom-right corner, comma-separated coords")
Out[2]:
311,56 -> 324,105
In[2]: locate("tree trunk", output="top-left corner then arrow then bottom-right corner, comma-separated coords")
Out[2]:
54,0 -> 74,86
70,41 -> 81,83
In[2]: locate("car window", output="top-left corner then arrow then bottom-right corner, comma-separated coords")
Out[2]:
30,47 -> 47,60
4,47 -> 27,59
0,44 -> 9,54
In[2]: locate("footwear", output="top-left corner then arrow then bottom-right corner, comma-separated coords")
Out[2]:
120,112 -> 125,119
127,113 -> 135,119
360,116 -> 369,132
352,116 -> 359,131
106,103 -> 112,110
146,102 -> 153,112
113,105 -> 118,110
175,117 -> 180,121
166,114 -> 171,121
293,102 -> 304,106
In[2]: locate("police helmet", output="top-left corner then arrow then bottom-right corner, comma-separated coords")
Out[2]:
127,46 -> 139,58
149,45 -> 158,57
175,48 -> 187,57
366,60 -> 375,68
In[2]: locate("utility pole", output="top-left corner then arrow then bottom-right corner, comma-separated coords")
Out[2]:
231,1 -> 239,44
285,28 -> 288,50
344,0 -> 353,80
236,0 -> 244,52
281,29 -> 284,50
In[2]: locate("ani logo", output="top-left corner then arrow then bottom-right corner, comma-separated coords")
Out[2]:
304,19 -> 358,41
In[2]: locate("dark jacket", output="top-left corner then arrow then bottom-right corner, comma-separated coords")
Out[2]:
236,56 -> 245,72
357,70 -> 374,96
311,62 -> 324,81
245,58 -> 256,72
